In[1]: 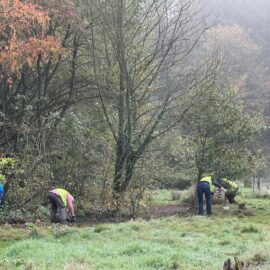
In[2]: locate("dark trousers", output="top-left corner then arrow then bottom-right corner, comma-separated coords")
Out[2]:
48,192 -> 67,223
225,193 -> 237,204
197,182 -> 211,215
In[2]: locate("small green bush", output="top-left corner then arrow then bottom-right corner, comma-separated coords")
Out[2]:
0,208 -> 30,224
52,224 -> 73,238
0,205 -> 49,224
171,190 -> 181,201
27,223 -> 42,239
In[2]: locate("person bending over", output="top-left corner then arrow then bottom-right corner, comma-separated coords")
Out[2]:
48,188 -> 76,223
197,176 -> 226,215
218,178 -> 239,204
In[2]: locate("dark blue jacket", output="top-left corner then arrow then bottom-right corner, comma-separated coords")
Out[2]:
212,177 -> 222,189
0,183 -> 4,204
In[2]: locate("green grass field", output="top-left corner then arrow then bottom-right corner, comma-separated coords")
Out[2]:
0,189 -> 270,270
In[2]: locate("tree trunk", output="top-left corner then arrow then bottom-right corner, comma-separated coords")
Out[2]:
257,177 -> 261,191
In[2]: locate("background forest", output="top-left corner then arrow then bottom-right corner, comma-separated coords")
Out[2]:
0,0 -> 270,220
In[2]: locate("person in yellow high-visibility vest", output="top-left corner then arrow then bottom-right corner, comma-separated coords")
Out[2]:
48,188 -> 76,223
218,178 -> 239,204
197,176 -> 227,215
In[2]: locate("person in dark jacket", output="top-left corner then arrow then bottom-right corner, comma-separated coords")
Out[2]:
197,176 -> 227,215
0,182 -> 3,206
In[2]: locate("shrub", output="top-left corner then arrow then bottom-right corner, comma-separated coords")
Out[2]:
27,223 -> 42,239
240,225 -> 259,233
251,252 -> 268,264
52,224 -> 73,238
0,208 -> 31,224
0,205 -> 49,224
94,225 -> 110,233
171,190 -> 182,201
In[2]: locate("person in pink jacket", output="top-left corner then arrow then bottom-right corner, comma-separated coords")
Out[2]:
48,188 -> 76,223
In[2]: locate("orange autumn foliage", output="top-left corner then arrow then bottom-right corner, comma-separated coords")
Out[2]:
33,0 -> 77,22
0,0 -> 65,81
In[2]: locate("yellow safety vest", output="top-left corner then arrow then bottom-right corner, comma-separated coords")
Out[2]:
53,188 -> 70,206
200,176 -> 215,193
222,178 -> 238,190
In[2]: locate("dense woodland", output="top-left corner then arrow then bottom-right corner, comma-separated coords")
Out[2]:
0,0 -> 269,218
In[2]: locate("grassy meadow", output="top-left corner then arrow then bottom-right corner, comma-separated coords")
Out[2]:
0,188 -> 270,270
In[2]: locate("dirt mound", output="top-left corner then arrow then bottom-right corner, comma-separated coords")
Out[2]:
234,204 -> 256,217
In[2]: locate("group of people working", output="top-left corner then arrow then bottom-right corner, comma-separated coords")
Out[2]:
197,176 -> 239,216
0,176 -> 238,223
48,176 -> 239,222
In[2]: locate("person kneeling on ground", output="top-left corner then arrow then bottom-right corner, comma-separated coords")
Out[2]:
197,175 -> 227,216
48,188 -> 76,223
218,178 -> 239,204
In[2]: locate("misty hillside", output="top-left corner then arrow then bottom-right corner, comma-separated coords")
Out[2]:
205,0 -> 270,64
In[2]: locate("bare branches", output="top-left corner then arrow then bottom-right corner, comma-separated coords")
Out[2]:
85,0 -> 209,194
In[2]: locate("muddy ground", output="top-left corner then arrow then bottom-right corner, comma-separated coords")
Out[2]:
1,203 -> 193,228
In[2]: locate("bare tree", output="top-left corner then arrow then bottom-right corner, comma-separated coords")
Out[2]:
87,0 -> 207,198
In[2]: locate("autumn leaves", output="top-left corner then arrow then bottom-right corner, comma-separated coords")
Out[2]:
0,0 -> 75,83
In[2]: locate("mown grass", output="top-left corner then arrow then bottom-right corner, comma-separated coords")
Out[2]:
0,189 -> 270,270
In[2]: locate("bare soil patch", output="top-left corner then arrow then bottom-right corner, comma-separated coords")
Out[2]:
149,203 -> 192,218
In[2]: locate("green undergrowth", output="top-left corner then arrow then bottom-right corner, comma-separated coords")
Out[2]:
151,189 -> 191,205
0,190 -> 270,270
